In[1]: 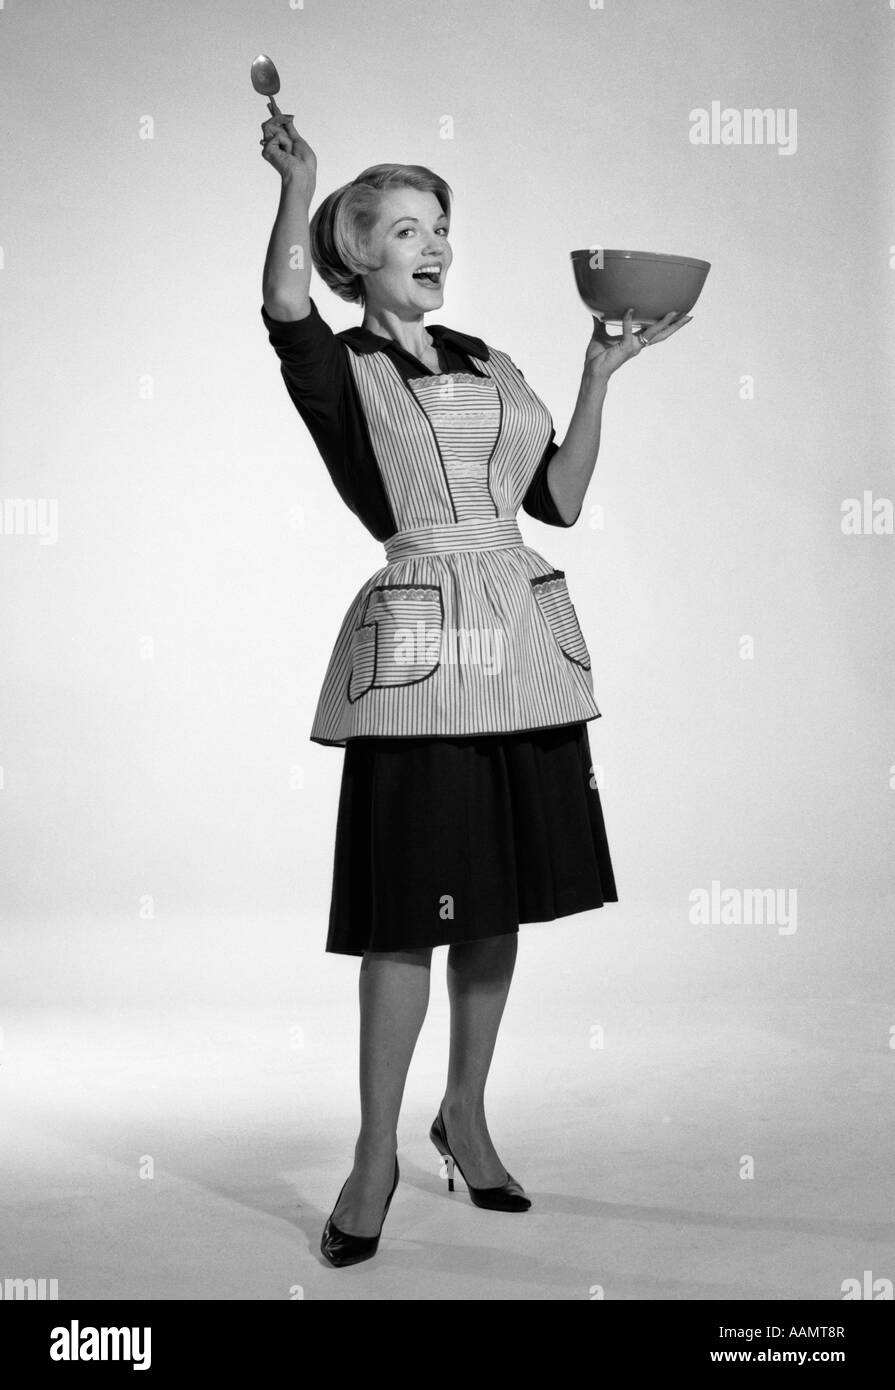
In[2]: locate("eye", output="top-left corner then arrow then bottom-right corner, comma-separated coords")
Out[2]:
395,225 -> 449,238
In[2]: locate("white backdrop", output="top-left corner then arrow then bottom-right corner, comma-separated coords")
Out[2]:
1,0 -> 892,1002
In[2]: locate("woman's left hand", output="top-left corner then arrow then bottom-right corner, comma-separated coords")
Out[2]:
585,307 -> 692,383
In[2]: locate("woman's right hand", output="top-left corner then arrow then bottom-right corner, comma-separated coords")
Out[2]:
260,113 -> 317,200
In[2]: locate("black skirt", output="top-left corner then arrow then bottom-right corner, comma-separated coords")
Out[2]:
325,721 -> 618,956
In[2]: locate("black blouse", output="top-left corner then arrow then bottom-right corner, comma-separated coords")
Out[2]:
260,298 -> 572,542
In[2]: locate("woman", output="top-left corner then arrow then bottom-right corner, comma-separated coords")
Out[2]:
258,111 -> 690,1268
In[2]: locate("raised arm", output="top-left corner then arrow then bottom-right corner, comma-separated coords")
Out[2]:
260,112 -> 318,321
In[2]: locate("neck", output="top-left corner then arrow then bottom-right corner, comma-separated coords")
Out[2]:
361,306 -> 432,358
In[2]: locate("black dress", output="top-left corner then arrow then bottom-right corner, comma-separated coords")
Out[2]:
327,723 -> 618,956
260,301 -> 619,956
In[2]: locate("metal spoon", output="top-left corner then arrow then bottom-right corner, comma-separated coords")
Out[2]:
251,53 -> 283,117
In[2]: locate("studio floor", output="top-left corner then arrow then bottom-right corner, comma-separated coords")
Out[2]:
1,896 -> 892,1301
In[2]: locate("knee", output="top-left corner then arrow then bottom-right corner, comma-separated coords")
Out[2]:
447,932 -> 517,970
361,945 -> 433,969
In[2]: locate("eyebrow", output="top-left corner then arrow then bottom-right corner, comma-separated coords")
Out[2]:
387,215 -> 449,229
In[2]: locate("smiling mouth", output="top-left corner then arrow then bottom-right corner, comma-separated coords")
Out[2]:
411,265 -> 443,287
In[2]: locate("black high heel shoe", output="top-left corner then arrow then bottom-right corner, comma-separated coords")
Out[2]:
429,1106 -> 531,1212
320,1156 -> 400,1267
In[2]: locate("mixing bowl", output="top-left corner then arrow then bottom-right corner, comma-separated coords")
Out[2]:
571,249 -> 710,330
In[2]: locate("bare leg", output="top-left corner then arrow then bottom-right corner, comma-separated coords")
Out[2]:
440,932 -> 518,1186
330,945 -> 433,1237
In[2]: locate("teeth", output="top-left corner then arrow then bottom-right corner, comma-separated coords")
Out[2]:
414,265 -> 441,276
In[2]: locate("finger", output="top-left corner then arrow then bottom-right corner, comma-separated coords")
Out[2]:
595,314 -> 627,343
268,96 -> 283,118
649,316 -> 693,342
622,307 -> 637,352
634,311 -> 682,348
260,131 -> 290,156
261,114 -> 292,136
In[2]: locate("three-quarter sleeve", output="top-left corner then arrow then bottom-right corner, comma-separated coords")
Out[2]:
260,298 -> 397,540
260,297 -> 352,437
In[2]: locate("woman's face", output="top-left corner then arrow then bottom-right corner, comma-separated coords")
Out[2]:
361,187 -> 452,314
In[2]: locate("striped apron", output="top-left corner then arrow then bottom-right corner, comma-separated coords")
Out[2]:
310,344 -> 602,745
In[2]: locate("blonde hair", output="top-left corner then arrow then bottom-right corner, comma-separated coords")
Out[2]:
310,164 -> 452,305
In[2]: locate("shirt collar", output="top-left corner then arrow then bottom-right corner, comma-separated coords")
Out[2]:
337,321 -> 489,362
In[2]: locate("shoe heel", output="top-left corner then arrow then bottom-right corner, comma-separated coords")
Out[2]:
429,1104 -> 531,1212
435,1149 -> 455,1190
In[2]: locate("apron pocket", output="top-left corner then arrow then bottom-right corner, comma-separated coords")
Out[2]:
348,583 -> 444,701
347,624 -> 377,702
530,570 -> 592,670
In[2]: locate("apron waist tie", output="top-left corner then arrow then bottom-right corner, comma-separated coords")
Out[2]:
384,517 -> 523,562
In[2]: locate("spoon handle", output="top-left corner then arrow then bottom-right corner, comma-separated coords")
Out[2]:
267,96 -> 283,118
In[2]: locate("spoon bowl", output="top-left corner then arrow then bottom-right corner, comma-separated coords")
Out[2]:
251,54 -> 282,115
